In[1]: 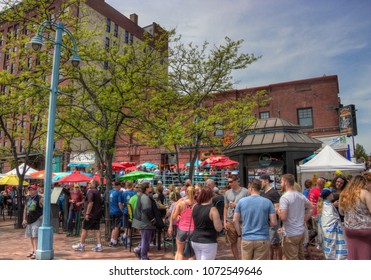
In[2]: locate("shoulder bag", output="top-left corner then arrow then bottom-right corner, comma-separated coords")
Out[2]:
183,204 -> 195,258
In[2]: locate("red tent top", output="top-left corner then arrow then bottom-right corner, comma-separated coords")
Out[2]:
200,156 -> 229,166
214,159 -> 239,168
112,162 -> 136,171
125,165 -> 139,172
55,170 -> 92,183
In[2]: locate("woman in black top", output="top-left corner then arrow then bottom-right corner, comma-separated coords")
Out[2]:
191,186 -> 223,260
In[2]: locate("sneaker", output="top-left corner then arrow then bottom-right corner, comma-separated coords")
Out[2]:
108,242 -> 118,247
92,246 -> 103,252
72,243 -> 85,251
133,247 -> 141,259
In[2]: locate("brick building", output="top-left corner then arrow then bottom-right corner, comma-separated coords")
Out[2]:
0,0 -> 164,173
115,75 -> 347,169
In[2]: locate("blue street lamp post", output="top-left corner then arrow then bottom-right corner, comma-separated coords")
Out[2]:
28,21 -> 81,260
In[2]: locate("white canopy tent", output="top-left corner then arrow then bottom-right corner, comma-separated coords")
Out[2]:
5,163 -> 39,179
298,145 -> 365,186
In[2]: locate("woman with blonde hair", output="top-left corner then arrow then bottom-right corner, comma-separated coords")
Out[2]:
339,175 -> 371,259
66,184 -> 84,237
168,186 -> 196,260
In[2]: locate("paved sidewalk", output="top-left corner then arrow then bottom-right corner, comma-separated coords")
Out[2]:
0,218 -> 234,260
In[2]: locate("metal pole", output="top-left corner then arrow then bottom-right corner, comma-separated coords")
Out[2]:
352,135 -> 356,161
36,22 -> 64,260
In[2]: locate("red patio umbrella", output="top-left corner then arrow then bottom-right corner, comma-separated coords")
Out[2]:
125,165 -> 139,172
214,159 -> 239,168
55,170 -> 92,183
200,156 -> 229,166
112,162 -> 127,171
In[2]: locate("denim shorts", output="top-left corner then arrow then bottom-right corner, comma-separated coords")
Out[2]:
176,229 -> 193,242
25,219 -> 42,238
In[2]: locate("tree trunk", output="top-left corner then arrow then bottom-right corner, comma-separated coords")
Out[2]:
15,186 -> 24,229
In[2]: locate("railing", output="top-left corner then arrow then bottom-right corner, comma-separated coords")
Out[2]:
154,170 -> 239,189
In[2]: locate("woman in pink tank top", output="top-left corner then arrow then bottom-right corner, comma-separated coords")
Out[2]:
168,185 -> 196,260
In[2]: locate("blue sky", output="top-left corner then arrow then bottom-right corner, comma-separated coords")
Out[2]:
108,0 -> 371,154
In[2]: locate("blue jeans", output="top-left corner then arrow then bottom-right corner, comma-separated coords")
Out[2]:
67,209 -> 81,233
136,229 -> 156,260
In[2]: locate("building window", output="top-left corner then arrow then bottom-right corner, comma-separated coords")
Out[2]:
114,24 -> 119,37
129,33 -> 133,45
28,57 -> 32,69
105,37 -> 110,50
259,111 -> 270,119
214,124 -> 224,137
297,107 -> 313,127
125,31 -> 129,44
106,18 -> 111,33
20,139 -> 25,153
5,49 -> 10,60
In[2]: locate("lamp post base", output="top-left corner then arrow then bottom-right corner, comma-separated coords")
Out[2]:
36,226 -> 54,260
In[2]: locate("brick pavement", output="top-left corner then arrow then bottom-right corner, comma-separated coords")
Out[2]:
0,217 -> 234,260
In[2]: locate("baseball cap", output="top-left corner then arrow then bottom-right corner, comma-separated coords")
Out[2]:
259,174 -> 273,182
213,187 -> 219,193
320,188 -> 333,199
28,185 -> 37,190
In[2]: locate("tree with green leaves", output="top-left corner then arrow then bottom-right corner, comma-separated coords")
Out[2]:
355,143 -> 368,163
135,37 -> 267,181
0,0 -> 83,227
55,10 -> 170,236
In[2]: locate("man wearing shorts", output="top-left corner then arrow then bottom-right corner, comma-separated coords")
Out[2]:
122,181 -> 137,245
108,182 -> 124,247
23,184 -> 43,259
278,174 -> 313,260
223,174 -> 248,259
72,180 -> 103,252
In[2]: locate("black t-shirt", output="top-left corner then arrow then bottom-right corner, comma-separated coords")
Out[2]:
26,195 -> 43,224
84,188 -> 102,220
261,188 -> 280,204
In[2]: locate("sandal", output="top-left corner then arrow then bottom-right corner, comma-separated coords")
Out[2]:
26,252 -> 34,258
30,253 -> 36,259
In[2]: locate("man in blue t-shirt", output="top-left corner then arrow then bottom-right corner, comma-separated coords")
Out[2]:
121,181 -> 137,245
233,179 -> 277,260
108,182 -> 124,246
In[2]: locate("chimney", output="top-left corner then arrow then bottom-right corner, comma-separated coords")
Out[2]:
130,13 -> 138,25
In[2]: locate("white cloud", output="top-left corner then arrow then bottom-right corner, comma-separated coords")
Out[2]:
107,0 -> 371,153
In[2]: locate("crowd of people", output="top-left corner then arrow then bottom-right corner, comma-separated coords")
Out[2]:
14,167 -> 371,260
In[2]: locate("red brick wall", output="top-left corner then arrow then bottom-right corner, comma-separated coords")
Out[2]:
114,75 -> 341,167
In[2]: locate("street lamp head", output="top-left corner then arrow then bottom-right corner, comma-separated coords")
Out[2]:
69,53 -> 81,67
28,34 -> 44,51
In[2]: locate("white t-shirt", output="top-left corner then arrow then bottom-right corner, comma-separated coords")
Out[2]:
279,190 -> 310,237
